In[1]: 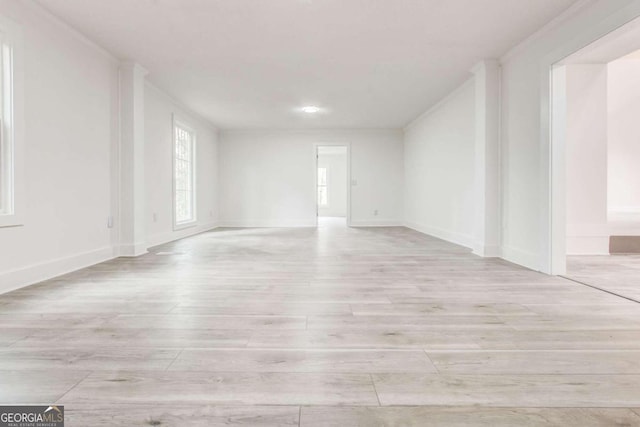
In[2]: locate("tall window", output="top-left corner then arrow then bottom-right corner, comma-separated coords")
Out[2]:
317,167 -> 327,206
0,32 -> 14,217
173,120 -> 196,227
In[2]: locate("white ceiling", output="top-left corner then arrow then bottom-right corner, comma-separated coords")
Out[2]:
35,0 -> 578,130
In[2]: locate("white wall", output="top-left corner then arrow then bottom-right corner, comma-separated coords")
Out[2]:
403,79 -> 476,248
500,0 -> 640,272
564,64 -> 610,255
0,1 -> 119,292
608,57 -> 640,218
0,2 -> 220,293
218,130 -> 403,227
144,83 -> 219,247
317,148 -> 347,217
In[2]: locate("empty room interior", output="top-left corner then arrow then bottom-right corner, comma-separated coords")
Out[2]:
2,0 -> 640,425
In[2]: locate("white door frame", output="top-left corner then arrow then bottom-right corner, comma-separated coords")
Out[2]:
543,5 -> 640,275
314,143 -> 351,227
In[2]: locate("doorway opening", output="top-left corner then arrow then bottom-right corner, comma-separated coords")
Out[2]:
316,145 -> 349,228
551,16 -> 640,302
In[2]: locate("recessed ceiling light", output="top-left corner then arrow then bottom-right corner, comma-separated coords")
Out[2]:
301,106 -> 320,113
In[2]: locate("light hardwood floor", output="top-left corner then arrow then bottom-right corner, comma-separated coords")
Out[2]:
2,220 -> 640,426
567,255 -> 640,303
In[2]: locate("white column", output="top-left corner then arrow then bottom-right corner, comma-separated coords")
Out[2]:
471,60 -> 501,257
118,61 -> 148,256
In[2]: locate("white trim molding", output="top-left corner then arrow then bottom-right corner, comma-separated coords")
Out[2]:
404,78 -> 475,131
117,242 -> 150,258
471,59 -> 501,259
147,222 -> 219,248
118,61 -> 148,257
172,113 -> 198,231
0,14 -> 24,229
0,246 -> 115,295
350,220 -> 403,227
566,222 -> 610,255
545,2 -> 640,275
404,221 -> 475,250
217,220 -> 317,228
501,245 -> 540,271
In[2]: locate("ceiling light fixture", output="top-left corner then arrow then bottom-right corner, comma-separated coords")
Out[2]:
301,106 -> 320,113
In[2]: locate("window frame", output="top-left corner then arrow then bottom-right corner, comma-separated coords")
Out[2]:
0,15 -> 23,229
172,115 -> 197,230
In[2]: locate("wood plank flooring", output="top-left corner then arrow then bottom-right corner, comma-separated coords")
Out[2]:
567,254 -> 640,302
2,219 -> 640,426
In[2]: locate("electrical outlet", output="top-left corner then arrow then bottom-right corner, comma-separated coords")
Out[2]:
374,210 -> 379,216
107,215 -> 113,228
351,179 -> 358,186
152,213 -> 158,222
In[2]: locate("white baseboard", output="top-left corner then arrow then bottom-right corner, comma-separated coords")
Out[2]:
473,244 -> 502,258
609,207 -> 640,214
404,221 -> 537,270
147,222 -> 219,248
0,246 -> 115,295
217,220 -> 316,228
565,222 -> 611,255
350,220 -> 403,227
117,243 -> 148,258
0,224 -> 222,296
501,245 -> 540,272
404,221 -> 474,249
566,236 -> 610,255
218,219 -> 404,228
609,219 -> 640,236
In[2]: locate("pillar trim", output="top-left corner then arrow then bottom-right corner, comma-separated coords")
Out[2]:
471,60 -> 501,258
117,61 -> 148,257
